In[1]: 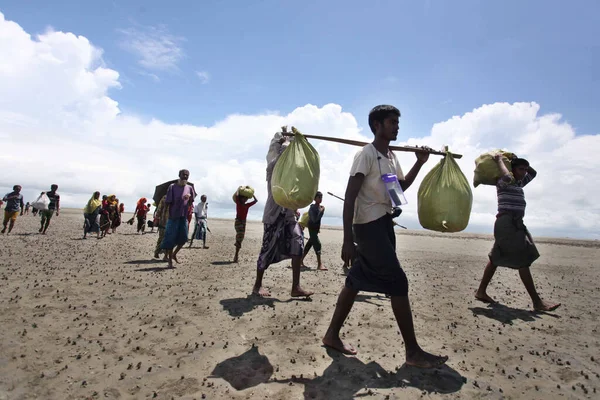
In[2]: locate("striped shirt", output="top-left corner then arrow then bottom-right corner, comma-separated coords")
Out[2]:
496,172 -> 536,216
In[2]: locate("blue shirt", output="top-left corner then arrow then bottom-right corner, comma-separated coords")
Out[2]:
3,192 -> 24,212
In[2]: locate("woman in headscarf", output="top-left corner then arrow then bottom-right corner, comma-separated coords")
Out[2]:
134,197 -> 149,234
107,195 -> 121,233
83,192 -> 102,239
99,195 -> 111,237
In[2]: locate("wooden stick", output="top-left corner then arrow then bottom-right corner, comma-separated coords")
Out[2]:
282,132 -> 462,159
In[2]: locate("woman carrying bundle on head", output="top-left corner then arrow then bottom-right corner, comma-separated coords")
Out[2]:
233,187 -> 258,263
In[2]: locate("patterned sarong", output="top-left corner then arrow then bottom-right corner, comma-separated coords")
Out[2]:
234,218 -> 246,249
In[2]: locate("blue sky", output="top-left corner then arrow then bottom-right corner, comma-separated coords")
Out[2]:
2,0 -> 598,139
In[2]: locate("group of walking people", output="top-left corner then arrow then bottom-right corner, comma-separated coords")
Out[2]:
246,104 -> 560,369
2,184 -> 60,235
3,104 -> 561,371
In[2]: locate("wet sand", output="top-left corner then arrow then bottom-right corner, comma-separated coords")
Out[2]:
1,209 -> 599,399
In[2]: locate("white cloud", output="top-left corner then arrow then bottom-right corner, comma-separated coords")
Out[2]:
196,71 -> 210,84
1,12 -> 599,239
118,24 -> 184,71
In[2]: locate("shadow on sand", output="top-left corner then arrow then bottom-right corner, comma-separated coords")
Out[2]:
124,259 -> 165,265
469,302 -> 561,325
212,261 -> 235,266
219,295 -> 308,317
210,346 -> 464,399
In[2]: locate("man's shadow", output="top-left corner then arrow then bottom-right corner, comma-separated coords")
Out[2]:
209,347 -> 464,398
469,302 -> 560,325
286,348 -> 464,399
219,295 -> 299,317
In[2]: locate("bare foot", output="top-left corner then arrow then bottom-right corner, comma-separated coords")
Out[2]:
406,348 -> 448,369
317,265 -> 328,271
534,301 -> 561,312
322,335 -> 357,355
291,287 -> 314,298
475,291 -> 496,304
252,286 -> 271,297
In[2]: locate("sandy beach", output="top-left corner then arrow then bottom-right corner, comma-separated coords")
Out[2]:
1,208 -> 599,400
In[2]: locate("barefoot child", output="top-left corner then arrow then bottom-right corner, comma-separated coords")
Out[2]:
475,154 -> 561,311
233,193 -> 258,262
301,191 -> 327,270
322,105 -> 448,368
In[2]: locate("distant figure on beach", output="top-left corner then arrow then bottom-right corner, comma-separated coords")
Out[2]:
254,134 -> 313,298
111,197 -> 122,233
83,191 -> 102,239
301,191 -> 327,271
24,202 -> 30,215
153,195 -> 168,260
2,185 -> 24,235
161,169 -> 194,268
233,193 -> 258,263
134,198 -> 149,234
39,184 -> 60,235
322,105 -> 448,368
99,195 -> 111,237
190,194 -> 209,248
104,195 -> 120,234
149,203 -> 156,233
475,154 -> 561,312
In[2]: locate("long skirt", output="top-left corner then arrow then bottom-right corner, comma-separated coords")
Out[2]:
234,218 -> 246,249
161,217 -> 189,250
155,227 -> 166,255
345,214 -> 409,297
84,210 -> 100,234
489,213 -> 540,269
194,217 -> 207,240
256,214 -> 303,271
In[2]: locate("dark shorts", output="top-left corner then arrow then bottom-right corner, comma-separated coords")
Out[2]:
345,214 -> 409,297
161,217 -> 189,250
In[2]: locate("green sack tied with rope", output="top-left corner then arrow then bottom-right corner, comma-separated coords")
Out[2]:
418,150 -> 473,233
473,149 -> 515,188
272,128 -> 320,210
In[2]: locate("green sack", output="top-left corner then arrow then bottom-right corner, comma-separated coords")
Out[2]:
272,128 -> 320,210
473,150 -> 515,188
418,152 -> 473,233
298,211 -> 309,229
232,186 -> 255,203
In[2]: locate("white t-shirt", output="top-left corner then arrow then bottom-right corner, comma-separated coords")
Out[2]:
350,143 -> 405,225
194,201 -> 207,218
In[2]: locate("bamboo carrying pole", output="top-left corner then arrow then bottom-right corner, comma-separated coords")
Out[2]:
281,131 -> 462,159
